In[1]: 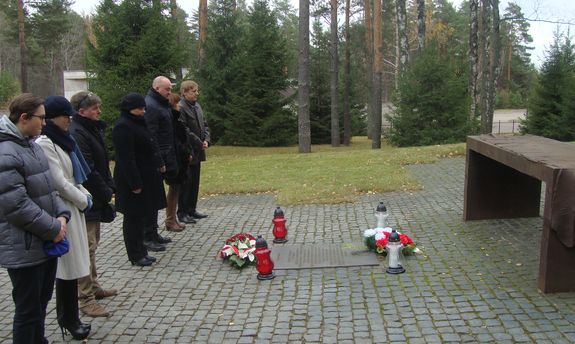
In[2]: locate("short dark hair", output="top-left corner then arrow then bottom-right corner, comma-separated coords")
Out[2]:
70,91 -> 102,111
8,93 -> 44,124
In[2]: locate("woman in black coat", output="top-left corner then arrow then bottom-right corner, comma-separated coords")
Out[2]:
112,93 -> 167,266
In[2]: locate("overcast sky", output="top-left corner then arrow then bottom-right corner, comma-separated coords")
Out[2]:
72,0 -> 575,68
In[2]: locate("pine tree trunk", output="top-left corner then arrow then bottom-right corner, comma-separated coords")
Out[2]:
343,0 -> 351,146
487,0 -> 501,132
480,0 -> 491,134
17,0 -> 28,92
396,0 -> 409,79
330,0 -> 340,147
171,0 -> 183,82
469,0 -> 479,121
363,0 -> 374,139
198,0 -> 208,69
507,40 -> 512,91
372,0 -> 382,149
298,0 -> 311,153
417,0 -> 425,52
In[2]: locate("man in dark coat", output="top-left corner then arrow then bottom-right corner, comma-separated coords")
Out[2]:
143,76 -> 175,251
112,93 -> 167,266
178,80 -> 211,223
70,91 -> 117,318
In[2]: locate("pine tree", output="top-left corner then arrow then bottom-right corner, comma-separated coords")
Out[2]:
522,35 -> 575,141
387,41 -> 476,147
197,0 -> 244,143
87,0 -> 182,127
220,0 -> 295,146
309,20 -> 331,144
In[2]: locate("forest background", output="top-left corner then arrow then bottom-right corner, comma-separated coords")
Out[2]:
1,0 -> 574,148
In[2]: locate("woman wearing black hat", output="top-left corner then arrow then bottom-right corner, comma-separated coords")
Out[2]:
112,93 -> 167,266
36,95 -> 92,340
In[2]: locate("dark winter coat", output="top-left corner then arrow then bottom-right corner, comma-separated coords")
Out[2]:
69,114 -> 116,222
178,99 -> 211,165
112,110 -> 167,216
165,108 -> 189,185
0,116 -> 71,269
144,89 -> 178,173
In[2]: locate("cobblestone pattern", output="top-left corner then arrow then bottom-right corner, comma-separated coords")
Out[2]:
1,157 -> 575,343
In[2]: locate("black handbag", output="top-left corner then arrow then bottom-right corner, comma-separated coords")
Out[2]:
101,203 -> 116,223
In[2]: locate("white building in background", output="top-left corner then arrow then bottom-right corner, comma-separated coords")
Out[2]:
63,70 -> 88,99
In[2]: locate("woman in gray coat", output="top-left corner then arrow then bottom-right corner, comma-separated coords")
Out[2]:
0,93 -> 70,344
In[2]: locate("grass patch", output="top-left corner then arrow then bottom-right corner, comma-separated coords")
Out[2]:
201,137 -> 465,204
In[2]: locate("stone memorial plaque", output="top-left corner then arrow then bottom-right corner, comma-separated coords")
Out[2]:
271,243 -> 380,270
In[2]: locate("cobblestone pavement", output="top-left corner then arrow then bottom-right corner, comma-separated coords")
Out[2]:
1,157 -> 575,343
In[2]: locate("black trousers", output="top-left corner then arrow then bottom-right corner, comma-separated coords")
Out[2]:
178,162 -> 201,219
144,210 -> 159,241
122,213 -> 148,261
8,258 -> 57,344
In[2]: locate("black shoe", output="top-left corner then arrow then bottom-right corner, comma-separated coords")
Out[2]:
59,322 -> 90,340
178,215 -> 197,224
144,240 -> 166,252
156,234 -> 172,244
191,211 -> 208,219
130,257 -> 153,266
145,255 -> 157,262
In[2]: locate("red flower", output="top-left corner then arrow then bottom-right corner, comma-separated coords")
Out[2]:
375,238 -> 388,248
399,234 -> 414,245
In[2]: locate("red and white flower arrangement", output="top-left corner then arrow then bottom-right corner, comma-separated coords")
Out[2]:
220,233 -> 257,268
363,227 -> 420,256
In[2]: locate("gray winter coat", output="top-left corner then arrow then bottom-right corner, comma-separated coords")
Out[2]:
0,116 -> 71,269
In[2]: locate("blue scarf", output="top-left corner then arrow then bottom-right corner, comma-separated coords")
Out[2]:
42,121 -> 91,184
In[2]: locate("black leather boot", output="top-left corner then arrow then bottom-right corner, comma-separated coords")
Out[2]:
56,279 -> 90,340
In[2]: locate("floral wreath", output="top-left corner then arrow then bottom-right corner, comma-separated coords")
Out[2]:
363,227 -> 420,256
220,233 -> 257,268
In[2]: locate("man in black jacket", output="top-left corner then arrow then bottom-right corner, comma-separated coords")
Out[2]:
143,76 -> 175,251
70,91 -> 116,318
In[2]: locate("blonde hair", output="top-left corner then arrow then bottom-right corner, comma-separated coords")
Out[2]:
180,80 -> 198,94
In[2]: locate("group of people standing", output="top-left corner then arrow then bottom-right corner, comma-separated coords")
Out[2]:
0,76 -> 210,343
113,77 -> 210,265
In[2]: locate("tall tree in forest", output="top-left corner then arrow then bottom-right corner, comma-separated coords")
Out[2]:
29,0 -> 74,95
498,2 -> 534,107
342,0 -> 351,145
522,35 -> 575,141
170,0 -> 183,81
17,0 -> 27,91
310,20 -> 331,144
363,0 -> 374,139
479,0 -> 491,133
330,0 -> 339,146
219,0 -> 294,146
87,0 -> 182,129
275,0 -> 299,79
298,0 -> 311,153
396,0 -> 409,80
372,0 -> 382,148
486,0 -> 501,132
198,0 -> 207,68
416,0 -> 425,52
198,0 -> 243,142
468,0 -> 479,121
387,40 -> 473,147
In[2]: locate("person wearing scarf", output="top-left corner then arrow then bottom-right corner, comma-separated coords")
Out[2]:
36,96 -> 92,341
